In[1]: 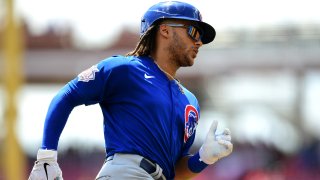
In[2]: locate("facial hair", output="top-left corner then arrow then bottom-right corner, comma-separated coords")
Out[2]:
168,31 -> 194,67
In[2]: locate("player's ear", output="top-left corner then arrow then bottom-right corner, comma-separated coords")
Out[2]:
158,24 -> 170,39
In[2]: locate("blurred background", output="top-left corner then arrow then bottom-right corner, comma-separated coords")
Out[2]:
1,0 -> 320,179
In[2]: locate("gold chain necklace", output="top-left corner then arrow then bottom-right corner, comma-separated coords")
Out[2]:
154,61 -> 184,94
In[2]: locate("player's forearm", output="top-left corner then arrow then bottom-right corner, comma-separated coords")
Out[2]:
41,86 -> 82,150
174,155 -> 200,180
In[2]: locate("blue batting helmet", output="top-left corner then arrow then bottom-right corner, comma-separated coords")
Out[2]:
140,1 -> 216,44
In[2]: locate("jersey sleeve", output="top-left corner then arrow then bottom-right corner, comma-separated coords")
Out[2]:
68,56 -> 130,105
41,85 -> 83,150
41,55 -> 129,149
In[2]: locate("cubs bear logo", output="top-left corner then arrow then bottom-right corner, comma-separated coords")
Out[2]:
184,105 -> 199,143
78,65 -> 99,82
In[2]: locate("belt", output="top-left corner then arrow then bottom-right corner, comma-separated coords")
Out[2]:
106,155 -> 166,180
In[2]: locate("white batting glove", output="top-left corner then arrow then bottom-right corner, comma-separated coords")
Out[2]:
199,120 -> 233,164
28,149 -> 63,180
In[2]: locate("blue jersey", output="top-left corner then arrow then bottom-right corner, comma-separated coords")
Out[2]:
42,55 -> 200,179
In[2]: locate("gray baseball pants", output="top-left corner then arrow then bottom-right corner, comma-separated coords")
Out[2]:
95,153 -> 166,180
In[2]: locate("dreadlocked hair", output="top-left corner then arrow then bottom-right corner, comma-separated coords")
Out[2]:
126,25 -> 158,57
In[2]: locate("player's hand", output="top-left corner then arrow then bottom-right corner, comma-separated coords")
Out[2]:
28,149 -> 63,180
199,120 -> 233,165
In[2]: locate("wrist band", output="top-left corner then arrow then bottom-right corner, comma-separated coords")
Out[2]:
188,152 -> 208,173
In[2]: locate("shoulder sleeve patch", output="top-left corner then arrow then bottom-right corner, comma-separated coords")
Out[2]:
77,65 -> 99,82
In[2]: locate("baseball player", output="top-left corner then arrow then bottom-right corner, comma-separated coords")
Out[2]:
28,1 -> 233,180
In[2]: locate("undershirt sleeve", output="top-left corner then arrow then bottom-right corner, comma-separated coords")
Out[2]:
41,84 -> 83,150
